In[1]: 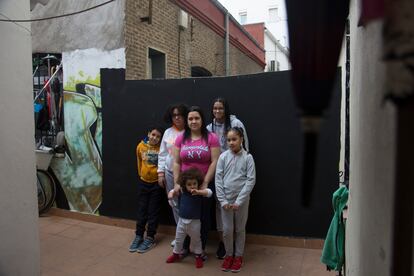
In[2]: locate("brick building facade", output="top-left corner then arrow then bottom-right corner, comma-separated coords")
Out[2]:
125,0 -> 265,80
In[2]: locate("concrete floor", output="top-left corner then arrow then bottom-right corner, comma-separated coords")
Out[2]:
39,215 -> 336,276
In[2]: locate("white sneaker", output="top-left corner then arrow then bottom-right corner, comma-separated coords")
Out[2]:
170,239 -> 176,247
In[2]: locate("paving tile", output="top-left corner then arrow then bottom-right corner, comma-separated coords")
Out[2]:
99,230 -> 134,248
300,248 -> 336,276
57,217 -> 82,226
52,249 -> 111,275
75,227 -> 112,244
82,261 -> 140,276
39,217 -> 53,228
39,229 -> 51,241
77,220 -> 101,229
42,237 -> 94,266
41,267 -> 73,276
57,224 -> 94,240
40,221 -> 73,235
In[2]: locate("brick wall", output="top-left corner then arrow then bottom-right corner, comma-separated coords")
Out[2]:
125,0 -> 263,80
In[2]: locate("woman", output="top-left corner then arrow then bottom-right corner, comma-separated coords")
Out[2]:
207,97 -> 249,153
158,104 -> 188,230
172,106 -> 220,255
206,97 -> 249,259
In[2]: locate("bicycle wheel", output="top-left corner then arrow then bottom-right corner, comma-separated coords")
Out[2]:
36,169 -> 56,214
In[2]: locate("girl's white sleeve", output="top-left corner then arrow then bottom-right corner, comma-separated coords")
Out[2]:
206,123 -> 212,132
215,155 -> 228,207
157,133 -> 168,173
235,155 -> 256,206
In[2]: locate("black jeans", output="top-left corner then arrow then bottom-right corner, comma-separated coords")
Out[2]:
183,182 -> 214,251
135,180 -> 163,238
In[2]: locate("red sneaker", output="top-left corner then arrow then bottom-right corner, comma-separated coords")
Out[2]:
231,256 -> 243,272
166,253 -> 180,263
221,256 -> 234,271
195,255 -> 203,268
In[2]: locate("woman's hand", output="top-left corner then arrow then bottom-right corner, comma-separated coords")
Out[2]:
168,185 -> 181,199
201,180 -> 209,190
168,188 -> 180,199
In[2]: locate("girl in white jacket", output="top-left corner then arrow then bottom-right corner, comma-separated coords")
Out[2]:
215,127 -> 256,273
157,104 -> 188,245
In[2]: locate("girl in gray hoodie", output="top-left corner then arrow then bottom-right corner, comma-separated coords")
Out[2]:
207,97 -> 250,260
215,127 -> 256,273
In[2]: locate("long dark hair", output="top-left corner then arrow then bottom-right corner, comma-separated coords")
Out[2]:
211,97 -> 231,132
163,103 -> 188,125
183,106 -> 208,142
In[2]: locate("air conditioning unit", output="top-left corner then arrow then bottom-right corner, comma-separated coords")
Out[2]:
178,9 -> 188,30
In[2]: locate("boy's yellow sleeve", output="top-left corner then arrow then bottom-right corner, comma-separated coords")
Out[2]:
136,143 -> 142,177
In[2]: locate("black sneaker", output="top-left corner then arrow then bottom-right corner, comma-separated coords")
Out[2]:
216,241 -> 226,259
137,237 -> 155,253
128,235 -> 143,252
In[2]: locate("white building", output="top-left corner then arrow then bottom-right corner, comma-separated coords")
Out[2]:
264,27 -> 290,71
218,0 -> 290,71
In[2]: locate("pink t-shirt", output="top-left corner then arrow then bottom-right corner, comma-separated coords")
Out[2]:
174,132 -> 220,175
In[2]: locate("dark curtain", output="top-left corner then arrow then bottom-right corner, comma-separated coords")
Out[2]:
285,0 -> 350,206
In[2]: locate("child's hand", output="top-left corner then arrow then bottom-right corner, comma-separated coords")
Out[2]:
223,204 -> 231,210
191,189 -> 199,195
231,204 -> 239,210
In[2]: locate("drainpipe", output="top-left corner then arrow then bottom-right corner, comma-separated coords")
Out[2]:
225,11 -> 230,76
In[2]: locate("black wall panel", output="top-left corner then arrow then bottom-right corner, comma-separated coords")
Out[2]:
100,69 -> 341,238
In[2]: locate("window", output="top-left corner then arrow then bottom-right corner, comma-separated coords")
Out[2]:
277,61 -> 280,71
269,60 -> 275,72
147,48 -> 166,79
239,12 -> 247,24
191,66 -> 212,77
268,7 -> 278,22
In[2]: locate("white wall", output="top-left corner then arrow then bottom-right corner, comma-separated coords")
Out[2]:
264,33 -> 289,71
345,0 -> 396,275
264,33 -> 277,71
31,0 -> 125,52
219,0 -> 289,47
0,0 -> 40,275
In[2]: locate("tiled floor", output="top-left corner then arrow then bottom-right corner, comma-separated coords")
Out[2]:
39,215 -> 335,276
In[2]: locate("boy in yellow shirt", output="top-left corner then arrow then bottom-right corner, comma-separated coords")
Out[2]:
129,126 -> 164,253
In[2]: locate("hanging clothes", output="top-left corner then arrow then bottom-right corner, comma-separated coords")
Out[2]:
51,77 -> 63,130
321,186 -> 349,271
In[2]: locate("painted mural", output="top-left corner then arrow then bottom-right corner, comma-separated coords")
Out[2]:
50,48 -> 125,213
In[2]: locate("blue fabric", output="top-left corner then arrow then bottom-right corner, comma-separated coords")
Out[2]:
178,192 -> 203,219
34,103 -> 43,113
